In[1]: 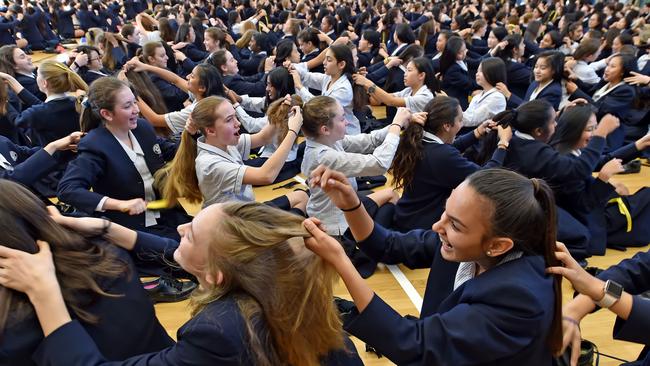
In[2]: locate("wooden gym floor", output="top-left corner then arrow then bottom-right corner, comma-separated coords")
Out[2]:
30,50 -> 649,364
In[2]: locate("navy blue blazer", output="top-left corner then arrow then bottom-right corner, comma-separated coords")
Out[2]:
507,80 -> 562,110
393,133 -> 507,232
149,73 -> 188,113
441,63 -> 479,110
14,97 -> 80,147
32,233 -> 364,366
57,119 -> 178,231
347,223 -> 555,365
0,135 -> 58,187
238,52 -> 266,76
505,60 -> 532,100
223,73 -> 267,97
597,250 -> 650,347
55,8 -> 76,38
18,8 -> 45,48
180,43 -> 210,63
0,234 -> 174,366
0,17 -> 18,46
15,74 -> 46,102
570,82 -> 645,150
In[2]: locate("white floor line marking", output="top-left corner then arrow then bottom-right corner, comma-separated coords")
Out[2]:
386,264 -> 423,313
293,176 -> 306,185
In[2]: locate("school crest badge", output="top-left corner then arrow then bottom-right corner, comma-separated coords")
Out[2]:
9,151 -> 18,161
153,144 -> 161,155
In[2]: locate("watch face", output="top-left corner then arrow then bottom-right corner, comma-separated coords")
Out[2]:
606,280 -> 624,298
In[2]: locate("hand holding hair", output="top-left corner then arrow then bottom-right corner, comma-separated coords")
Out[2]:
287,106 -> 303,132
593,114 -> 620,137
309,165 -> 359,210
546,242 -> 604,301
410,112 -> 428,126
0,240 -> 59,299
302,218 -> 347,267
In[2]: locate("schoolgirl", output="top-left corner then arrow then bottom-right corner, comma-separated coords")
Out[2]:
566,54 -> 645,151
304,167 -> 562,365
57,77 -> 191,243
208,49 -> 267,97
462,57 -> 507,128
0,200 -> 363,366
174,23 -> 210,62
69,45 -> 110,86
353,57 -> 438,114
0,180 -> 175,366
0,45 -> 45,101
439,36 -> 478,110
501,51 -> 564,110
550,104 -> 650,252
138,41 -> 188,113
291,44 -> 364,135
126,57 -> 224,136
300,95 -> 421,237
493,34 -> 530,101
157,96 -> 308,212
389,95 -> 512,232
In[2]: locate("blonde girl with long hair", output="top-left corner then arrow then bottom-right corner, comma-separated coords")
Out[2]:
0,200 -> 364,366
156,96 -> 308,212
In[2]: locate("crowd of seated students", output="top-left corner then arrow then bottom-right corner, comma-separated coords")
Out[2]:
0,0 -> 649,364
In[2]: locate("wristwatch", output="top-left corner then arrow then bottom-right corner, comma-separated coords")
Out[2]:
595,280 -> 623,308
368,85 -> 377,94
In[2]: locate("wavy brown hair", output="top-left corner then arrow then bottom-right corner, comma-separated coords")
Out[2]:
190,201 -> 345,366
0,180 -> 126,336
389,96 -> 461,189
266,94 -> 302,145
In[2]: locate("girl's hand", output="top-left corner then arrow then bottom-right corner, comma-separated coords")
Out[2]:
476,119 -> 493,136
263,55 -> 275,72
287,106 -> 303,132
495,82 -> 511,99
593,114 -> 620,137
185,115 -> 199,135
497,125 -> 513,142
597,158 -> 624,182
309,165 -> 359,209
634,133 -> 650,151
125,56 -> 147,72
393,107 -> 412,129
303,218 -> 347,266
0,240 -> 59,299
74,52 -> 88,67
546,242 -> 606,301
46,206 -> 109,236
118,198 -> 147,215
410,112 -> 428,126
386,57 -> 402,69
624,71 -> 650,86
289,67 -> 303,90
46,131 -> 83,152
173,50 -> 187,62
566,81 -> 578,94
352,73 -> 372,88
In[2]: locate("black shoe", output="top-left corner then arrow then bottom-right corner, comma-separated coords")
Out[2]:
145,276 -> 197,303
24,48 -> 33,55
577,259 -> 588,268
44,47 -> 57,54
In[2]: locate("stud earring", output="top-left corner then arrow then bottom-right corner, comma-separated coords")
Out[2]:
486,251 -> 492,256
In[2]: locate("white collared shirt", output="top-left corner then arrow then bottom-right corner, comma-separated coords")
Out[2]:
422,130 -> 444,144
391,85 -> 434,112
593,81 -> 624,102
97,131 -> 160,226
457,60 -> 468,72
454,251 -> 523,290
195,134 -> 253,207
462,88 -> 506,127
514,130 -> 535,140
529,80 -> 553,101
44,93 -> 70,103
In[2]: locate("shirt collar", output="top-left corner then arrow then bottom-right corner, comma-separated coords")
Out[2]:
423,130 -> 444,144
514,130 -> 535,140
45,93 -> 69,103
197,136 -> 238,162
453,250 -> 524,290
571,149 -> 581,157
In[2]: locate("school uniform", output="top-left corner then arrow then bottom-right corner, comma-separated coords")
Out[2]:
223,73 -> 267,98
18,8 -> 46,50
0,135 -> 58,188
55,7 -> 76,38
149,73 -> 188,113
80,69 -> 110,86
393,132 -> 507,232
301,49 -> 325,74
462,87 -> 507,127
238,51 -> 267,76
33,289 -> 363,366
301,127 -> 399,235
57,119 -> 188,238
14,95 -> 80,147
294,64 -> 361,135
391,85 -> 434,112
507,80 -> 563,110
180,43 -> 210,63
441,61 -> 478,110
15,73 -> 46,101
569,81 -> 645,151
1,236 -> 175,366
0,93 -> 22,143
504,132 -> 606,258
0,17 -> 18,46
344,223 -> 555,365
505,60 -> 532,100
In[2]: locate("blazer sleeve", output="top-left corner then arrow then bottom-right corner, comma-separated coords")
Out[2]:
597,250 -> 650,296
356,223 -> 438,269
344,285 -> 548,365
16,88 -> 43,109
611,296 -> 650,346
57,146 -> 108,213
